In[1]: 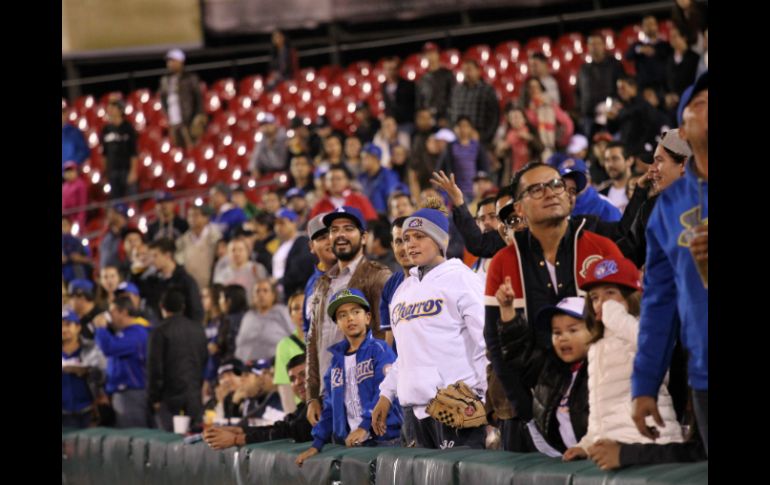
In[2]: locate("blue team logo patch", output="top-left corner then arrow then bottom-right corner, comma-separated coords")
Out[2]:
593,260 -> 619,280
407,218 -> 424,228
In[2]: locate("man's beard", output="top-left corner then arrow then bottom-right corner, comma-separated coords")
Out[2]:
333,238 -> 361,262
610,169 -> 627,182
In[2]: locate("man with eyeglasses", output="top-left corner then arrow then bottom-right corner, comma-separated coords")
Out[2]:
305,206 -> 392,429
483,161 -> 626,452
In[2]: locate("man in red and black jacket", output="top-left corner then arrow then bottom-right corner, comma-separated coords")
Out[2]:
484,162 -> 626,452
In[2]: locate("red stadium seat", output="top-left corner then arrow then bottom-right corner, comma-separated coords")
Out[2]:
464,44 -> 492,66
494,41 -> 522,64
525,36 -> 554,58
298,68 -> 317,85
440,48 -> 462,69
594,28 -> 617,51
555,32 -> 586,56
211,78 -> 237,103
239,75 -> 266,100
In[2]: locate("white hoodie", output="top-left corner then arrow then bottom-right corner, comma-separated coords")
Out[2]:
576,300 -> 683,450
379,258 -> 488,419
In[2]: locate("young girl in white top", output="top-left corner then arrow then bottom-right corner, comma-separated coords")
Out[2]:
563,257 -> 683,462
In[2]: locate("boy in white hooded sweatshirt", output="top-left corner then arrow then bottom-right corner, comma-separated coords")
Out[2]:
370,202 -> 488,449
563,257 -> 683,465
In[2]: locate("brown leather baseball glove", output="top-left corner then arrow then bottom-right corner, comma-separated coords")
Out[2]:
426,381 -> 488,429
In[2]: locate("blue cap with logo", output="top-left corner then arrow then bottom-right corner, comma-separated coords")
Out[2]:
322,206 -> 366,231
276,208 -> 299,222
361,143 -> 382,160
677,71 -> 707,126
115,281 -> 140,297
62,309 -> 80,324
548,154 -> 588,194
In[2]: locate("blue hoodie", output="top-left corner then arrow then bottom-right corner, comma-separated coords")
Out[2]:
633,160 -> 708,396
95,324 -> 149,394
62,124 -> 90,168
312,332 -> 402,450
357,167 -> 405,214
212,206 -> 248,239
573,186 -> 622,223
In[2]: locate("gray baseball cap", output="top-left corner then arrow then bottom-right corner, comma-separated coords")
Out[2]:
307,213 -> 329,240
658,129 -> 692,159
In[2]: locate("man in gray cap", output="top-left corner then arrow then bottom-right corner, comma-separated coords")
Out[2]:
159,48 -> 205,148
616,129 -> 692,266
301,214 -> 337,336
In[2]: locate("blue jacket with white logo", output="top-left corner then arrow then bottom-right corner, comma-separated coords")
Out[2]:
95,324 -> 149,394
311,332 -> 402,450
633,160 -> 708,396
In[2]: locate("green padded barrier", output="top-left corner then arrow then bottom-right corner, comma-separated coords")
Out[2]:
274,441 -> 344,485
242,440 -> 345,485
164,440 -> 190,484
74,428 -> 118,485
102,432 -> 135,485
502,455 -> 599,485
411,449 -> 491,485
62,430 -> 80,484
178,440 -> 208,485
374,447 -> 441,485
198,441 -> 239,485
337,447 -> 385,485
127,429 -> 173,485
453,451 -> 562,485
61,429 -> 709,485
240,439 -> 298,485
646,462 -> 708,485
145,432 -> 184,485
573,462 -> 708,485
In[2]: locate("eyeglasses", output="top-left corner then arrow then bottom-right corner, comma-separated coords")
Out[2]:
503,213 -> 522,228
517,178 -> 570,201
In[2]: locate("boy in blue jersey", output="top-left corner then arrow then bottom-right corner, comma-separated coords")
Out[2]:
296,289 -> 402,466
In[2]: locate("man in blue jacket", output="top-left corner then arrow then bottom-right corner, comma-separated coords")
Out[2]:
62,101 -> 90,170
552,155 -> 622,223
295,289 -> 402,466
93,294 -> 150,428
358,143 -> 404,214
632,72 -> 708,455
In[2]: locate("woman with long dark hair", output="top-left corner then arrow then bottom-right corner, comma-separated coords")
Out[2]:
215,284 -> 249,363
202,284 -> 225,400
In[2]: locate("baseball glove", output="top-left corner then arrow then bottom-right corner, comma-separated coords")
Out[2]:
425,380 -> 488,429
